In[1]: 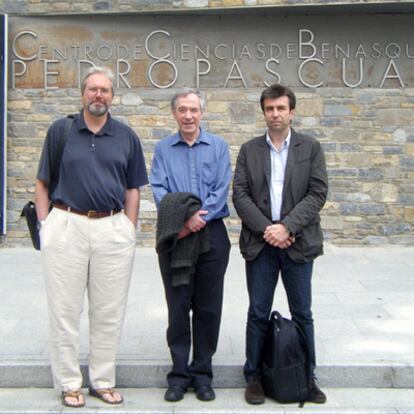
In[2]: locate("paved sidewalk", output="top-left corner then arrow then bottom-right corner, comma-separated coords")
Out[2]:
0,244 -> 414,388
1,387 -> 414,413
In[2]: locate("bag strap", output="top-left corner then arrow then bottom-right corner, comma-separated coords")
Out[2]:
270,310 -> 283,321
49,114 -> 75,196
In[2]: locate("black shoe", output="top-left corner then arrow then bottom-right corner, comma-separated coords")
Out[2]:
195,385 -> 216,401
164,385 -> 185,402
308,378 -> 327,404
245,378 -> 265,405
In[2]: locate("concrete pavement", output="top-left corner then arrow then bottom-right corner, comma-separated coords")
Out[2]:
0,244 -> 414,411
1,387 -> 414,413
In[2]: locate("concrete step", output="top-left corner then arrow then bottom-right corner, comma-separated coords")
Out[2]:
0,387 -> 413,413
1,360 -> 413,389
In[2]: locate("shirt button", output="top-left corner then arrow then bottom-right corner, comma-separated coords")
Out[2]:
92,144 -> 95,147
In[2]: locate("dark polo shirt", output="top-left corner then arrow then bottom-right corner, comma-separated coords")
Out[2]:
37,111 -> 148,211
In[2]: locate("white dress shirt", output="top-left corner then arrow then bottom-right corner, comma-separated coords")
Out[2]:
266,129 -> 291,222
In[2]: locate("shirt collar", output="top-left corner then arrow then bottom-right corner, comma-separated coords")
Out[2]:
171,127 -> 211,146
266,128 -> 291,152
77,110 -> 114,137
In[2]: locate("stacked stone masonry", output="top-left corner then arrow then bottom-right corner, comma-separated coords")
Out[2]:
0,0 -> 411,15
1,0 -> 414,246
6,87 -> 414,247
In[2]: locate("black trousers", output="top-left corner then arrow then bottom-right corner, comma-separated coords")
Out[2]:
158,219 -> 231,388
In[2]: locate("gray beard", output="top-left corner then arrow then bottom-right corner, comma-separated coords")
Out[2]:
88,102 -> 108,117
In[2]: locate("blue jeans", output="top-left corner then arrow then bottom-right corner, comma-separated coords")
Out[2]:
244,244 -> 316,381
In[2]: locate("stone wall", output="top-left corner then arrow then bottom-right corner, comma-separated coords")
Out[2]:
2,1 -> 414,247
6,86 -> 414,247
0,0 -> 407,15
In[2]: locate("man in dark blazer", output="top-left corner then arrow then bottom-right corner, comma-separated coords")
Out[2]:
233,84 -> 328,405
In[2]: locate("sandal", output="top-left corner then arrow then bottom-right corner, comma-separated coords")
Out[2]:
62,389 -> 85,408
89,387 -> 124,405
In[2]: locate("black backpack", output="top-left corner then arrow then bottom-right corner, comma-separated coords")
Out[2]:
261,310 -> 311,405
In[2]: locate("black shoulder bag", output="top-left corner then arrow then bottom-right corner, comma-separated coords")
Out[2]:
21,115 -> 75,250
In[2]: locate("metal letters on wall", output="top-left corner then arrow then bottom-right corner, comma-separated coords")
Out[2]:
8,14 -> 414,90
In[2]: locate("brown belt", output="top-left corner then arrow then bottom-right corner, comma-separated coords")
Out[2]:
53,202 -> 121,219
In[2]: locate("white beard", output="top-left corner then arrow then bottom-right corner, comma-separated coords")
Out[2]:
88,102 -> 108,117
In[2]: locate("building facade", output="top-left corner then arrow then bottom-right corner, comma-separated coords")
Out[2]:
1,0 -> 414,246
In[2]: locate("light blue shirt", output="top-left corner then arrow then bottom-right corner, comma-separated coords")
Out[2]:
150,128 -> 231,222
267,129 -> 291,221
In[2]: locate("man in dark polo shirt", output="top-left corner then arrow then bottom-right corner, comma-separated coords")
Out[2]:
35,66 -> 148,408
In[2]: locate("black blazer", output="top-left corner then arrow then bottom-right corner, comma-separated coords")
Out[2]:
233,129 -> 328,263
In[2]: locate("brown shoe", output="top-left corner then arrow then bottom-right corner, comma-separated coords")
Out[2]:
245,378 -> 265,405
308,378 -> 327,404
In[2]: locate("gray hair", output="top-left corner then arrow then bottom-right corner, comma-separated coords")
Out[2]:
171,88 -> 205,112
81,66 -> 115,96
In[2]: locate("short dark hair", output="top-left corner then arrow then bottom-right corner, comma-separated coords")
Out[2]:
260,84 -> 296,112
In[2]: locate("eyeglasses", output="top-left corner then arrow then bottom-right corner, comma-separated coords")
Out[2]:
86,86 -> 112,96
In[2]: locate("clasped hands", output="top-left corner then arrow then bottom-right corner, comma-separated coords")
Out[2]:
263,223 -> 295,249
178,210 -> 208,239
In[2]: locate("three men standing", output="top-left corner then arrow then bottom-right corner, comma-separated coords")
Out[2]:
233,84 -> 328,405
35,78 -> 327,406
150,88 -> 231,402
35,67 -> 148,407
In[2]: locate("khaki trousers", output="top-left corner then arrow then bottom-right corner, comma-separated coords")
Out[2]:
41,207 -> 136,392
